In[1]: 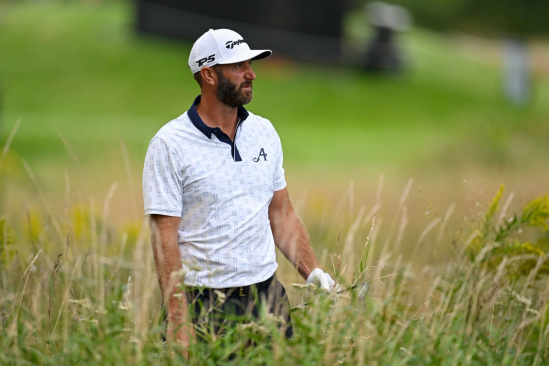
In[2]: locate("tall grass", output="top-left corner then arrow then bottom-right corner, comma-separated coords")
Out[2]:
1,110 -> 548,366
1,155 -> 548,365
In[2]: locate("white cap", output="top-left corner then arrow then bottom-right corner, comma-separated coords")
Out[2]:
188,29 -> 272,74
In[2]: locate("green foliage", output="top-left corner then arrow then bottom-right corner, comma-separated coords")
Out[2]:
386,0 -> 549,37
468,186 -> 549,282
459,0 -> 549,37
483,184 -> 505,238
522,195 -> 549,231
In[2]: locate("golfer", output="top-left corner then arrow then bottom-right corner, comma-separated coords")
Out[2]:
143,29 -> 336,346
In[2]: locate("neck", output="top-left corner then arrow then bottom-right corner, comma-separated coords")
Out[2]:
196,92 -> 239,140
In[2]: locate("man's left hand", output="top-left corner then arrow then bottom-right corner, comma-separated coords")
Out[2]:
306,268 -> 338,291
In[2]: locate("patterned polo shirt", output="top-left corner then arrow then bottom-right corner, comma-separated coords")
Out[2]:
143,95 -> 286,288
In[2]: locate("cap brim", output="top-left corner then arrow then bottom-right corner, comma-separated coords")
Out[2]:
218,49 -> 272,65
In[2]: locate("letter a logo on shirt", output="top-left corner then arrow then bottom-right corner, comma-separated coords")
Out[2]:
253,148 -> 267,162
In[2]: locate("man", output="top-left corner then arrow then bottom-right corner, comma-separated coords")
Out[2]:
143,29 -> 336,347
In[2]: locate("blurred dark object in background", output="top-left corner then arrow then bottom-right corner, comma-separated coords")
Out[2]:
136,0 -> 349,64
363,2 -> 410,73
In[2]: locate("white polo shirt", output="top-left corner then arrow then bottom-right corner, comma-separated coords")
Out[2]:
143,96 -> 286,288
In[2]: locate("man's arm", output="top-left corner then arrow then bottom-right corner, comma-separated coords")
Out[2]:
268,188 -> 321,280
149,214 -> 194,346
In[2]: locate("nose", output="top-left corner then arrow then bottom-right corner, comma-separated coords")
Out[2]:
245,64 -> 256,81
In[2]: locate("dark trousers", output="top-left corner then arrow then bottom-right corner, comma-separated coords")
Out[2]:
164,273 -> 293,341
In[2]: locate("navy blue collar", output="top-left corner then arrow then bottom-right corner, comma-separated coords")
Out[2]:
187,95 -> 249,139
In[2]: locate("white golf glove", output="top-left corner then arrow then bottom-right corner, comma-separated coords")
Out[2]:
306,268 -> 337,291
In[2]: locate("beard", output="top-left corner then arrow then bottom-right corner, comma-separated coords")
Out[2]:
216,71 -> 253,108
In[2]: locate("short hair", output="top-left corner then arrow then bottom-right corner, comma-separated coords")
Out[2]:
193,64 -> 222,87
193,71 -> 202,87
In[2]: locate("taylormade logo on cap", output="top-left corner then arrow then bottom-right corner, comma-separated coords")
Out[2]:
188,29 -> 272,74
225,39 -> 245,49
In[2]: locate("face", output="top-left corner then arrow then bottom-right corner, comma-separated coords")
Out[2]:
214,60 -> 256,108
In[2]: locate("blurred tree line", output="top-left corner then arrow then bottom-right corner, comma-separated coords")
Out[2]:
384,0 -> 549,38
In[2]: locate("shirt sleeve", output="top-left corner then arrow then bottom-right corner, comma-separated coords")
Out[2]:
272,133 -> 287,191
142,137 -> 184,216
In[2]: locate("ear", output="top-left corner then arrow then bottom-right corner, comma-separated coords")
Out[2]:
201,67 -> 217,86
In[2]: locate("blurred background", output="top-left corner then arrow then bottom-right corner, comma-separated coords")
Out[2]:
1,0 -> 548,299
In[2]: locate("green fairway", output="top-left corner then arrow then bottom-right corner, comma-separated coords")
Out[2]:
1,0 -> 548,175
1,1 -> 548,268
0,0 -> 547,254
